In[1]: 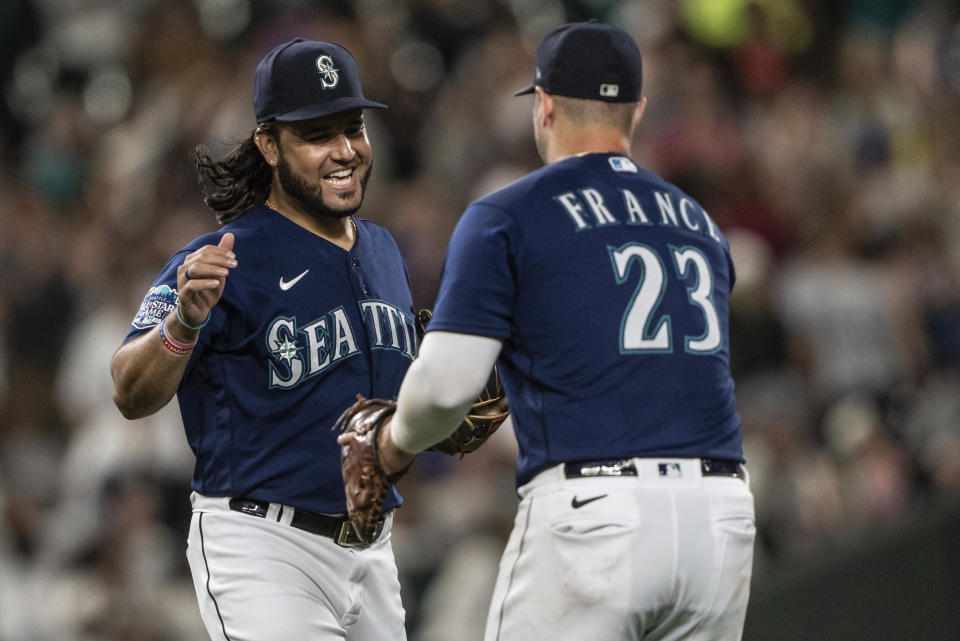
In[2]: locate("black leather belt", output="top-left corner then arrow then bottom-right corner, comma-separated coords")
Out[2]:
228,498 -> 385,547
700,458 -> 745,479
564,458 -> 746,480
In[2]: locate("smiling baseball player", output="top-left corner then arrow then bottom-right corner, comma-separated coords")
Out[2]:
112,39 -> 413,640
354,21 -> 757,641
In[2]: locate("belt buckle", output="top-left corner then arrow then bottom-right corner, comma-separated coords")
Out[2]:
578,459 -> 636,477
336,520 -> 363,547
335,519 -> 384,548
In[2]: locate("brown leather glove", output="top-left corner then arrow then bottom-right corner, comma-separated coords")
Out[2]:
334,396 -> 410,544
429,367 -> 509,456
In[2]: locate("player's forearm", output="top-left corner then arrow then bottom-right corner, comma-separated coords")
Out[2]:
111,325 -> 193,419
391,331 -> 502,454
391,361 -> 476,454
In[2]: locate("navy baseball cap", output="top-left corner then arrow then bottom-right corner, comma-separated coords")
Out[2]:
254,38 -> 386,123
515,21 -> 642,102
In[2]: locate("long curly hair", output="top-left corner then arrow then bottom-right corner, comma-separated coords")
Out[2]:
194,122 -> 279,224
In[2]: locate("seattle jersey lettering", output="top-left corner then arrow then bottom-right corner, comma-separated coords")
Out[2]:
554,187 -> 722,243
267,301 -> 415,389
360,300 -> 418,359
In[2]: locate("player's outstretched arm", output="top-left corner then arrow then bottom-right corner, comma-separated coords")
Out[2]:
389,331 -> 503,459
111,233 -> 236,419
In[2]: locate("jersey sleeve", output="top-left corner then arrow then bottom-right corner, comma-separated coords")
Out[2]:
123,251 -> 189,343
121,249 -> 227,374
427,203 -> 518,340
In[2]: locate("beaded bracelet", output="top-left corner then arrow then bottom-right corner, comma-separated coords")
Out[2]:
176,303 -> 210,331
159,314 -> 197,355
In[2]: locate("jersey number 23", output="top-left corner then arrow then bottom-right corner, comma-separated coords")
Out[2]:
609,243 -> 722,354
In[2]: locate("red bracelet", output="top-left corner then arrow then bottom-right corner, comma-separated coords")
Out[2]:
158,315 -> 197,355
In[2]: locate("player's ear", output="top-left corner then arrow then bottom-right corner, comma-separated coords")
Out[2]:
254,125 -> 279,167
633,96 -> 647,127
535,87 -> 554,127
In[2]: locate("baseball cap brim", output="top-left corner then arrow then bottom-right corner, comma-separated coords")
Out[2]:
513,84 -> 536,96
272,96 -> 387,122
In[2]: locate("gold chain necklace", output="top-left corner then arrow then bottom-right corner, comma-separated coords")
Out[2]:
264,198 -> 357,236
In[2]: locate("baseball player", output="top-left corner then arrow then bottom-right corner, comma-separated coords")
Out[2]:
368,21 -> 756,641
111,39 -> 412,640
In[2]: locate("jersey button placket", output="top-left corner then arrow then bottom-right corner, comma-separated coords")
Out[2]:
349,255 -> 368,295
348,252 -> 369,297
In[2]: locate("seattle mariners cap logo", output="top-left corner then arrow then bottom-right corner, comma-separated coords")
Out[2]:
316,55 -> 339,89
253,38 -> 386,123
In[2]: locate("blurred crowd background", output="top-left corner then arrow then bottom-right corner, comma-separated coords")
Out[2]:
1,0 -> 958,639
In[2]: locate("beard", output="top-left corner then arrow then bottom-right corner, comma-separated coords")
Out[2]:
276,150 -> 373,220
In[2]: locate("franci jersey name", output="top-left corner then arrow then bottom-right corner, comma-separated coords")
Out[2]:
428,153 -> 743,485
124,206 -> 414,513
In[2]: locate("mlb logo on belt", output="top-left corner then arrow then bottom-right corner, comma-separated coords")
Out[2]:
658,462 -> 682,478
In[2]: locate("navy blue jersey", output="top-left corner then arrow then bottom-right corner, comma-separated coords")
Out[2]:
428,153 -> 743,485
125,205 -> 415,513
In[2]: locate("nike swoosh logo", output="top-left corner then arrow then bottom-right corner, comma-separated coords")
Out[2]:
571,494 -> 608,509
279,269 -> 310,291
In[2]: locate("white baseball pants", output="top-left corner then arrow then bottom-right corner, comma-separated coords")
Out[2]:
186,493 -> 407,641
485,458 -> 755,641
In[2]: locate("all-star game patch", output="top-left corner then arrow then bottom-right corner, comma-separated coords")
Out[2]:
132,284 -> 178,329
